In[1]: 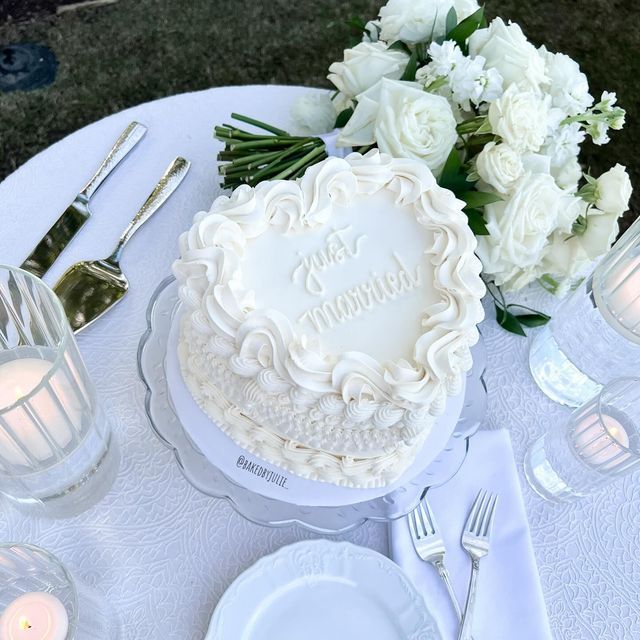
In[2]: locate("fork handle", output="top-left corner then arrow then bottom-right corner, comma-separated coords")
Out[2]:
80,122 -> 147,201
458,558 -> 480,640
434,560 -> 463,620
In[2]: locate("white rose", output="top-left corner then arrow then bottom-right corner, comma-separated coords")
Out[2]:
468,18 -> 548,90
290,92 -> 337,135
476,173 -> 583,290
552,157 -> 583,191
539,46 -> 593,116
541,209 -> 619,285
577,209 -> 620,259
475,142 -> 523,195
328,41 -> 409,99
453,0 -> 481,20
338,78 -> 458,175
595,164 -> 632,214
362,20 -> 381,42
378,0 -> 479,45
488,84 -> 549,152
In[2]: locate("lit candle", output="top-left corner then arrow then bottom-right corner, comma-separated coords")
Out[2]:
573,411 -> 632,470
0,593 -> 68,640
0,357 -> 80,467
597,254 -> 640,343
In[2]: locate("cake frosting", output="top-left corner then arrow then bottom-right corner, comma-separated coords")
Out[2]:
173,150 -> 485,488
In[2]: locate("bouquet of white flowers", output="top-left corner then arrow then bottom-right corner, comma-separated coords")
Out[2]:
214,1 -> 631,335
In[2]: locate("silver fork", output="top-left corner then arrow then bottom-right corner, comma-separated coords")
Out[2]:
408,496 -> 466,626
458,490 -> 499,640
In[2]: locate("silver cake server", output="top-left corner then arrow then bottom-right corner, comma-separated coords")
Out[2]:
53,156 -> 190,333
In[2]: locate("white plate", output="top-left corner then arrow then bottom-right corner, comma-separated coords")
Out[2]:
208,540 -> 441,640
165,305 -> 466,507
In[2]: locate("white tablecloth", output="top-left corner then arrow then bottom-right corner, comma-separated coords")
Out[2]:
0,85 -> 638,640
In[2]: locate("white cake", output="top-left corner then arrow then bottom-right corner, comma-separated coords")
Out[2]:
173,151 -> 485,488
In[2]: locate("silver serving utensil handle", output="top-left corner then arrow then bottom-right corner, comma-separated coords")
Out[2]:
109,156 -> 190,262
80,121 -> 148,201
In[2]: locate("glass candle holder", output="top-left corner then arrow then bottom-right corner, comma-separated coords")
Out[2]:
524,377 -> 640,501
0,265 -> 119,518
0,543 -> 119,639
529,217 -> 640,407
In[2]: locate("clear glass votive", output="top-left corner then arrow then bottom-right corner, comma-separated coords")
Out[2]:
529,217 -> 640,407
0,543 -> 119,639
524,377 -> 640,501
0,265 -> 119,518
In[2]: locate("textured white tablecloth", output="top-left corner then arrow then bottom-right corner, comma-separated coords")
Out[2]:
0,85 -> 638,640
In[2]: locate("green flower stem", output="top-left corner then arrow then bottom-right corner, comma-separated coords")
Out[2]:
218,128 -> 301,143
229,113 -> 289,136
273,146 -> 327,180
221,149 -> 288,171
230,137 -> 309,151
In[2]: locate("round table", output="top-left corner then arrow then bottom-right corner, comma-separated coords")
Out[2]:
0,85 -> 638,640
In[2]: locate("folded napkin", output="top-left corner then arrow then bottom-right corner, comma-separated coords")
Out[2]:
389,430 -> 552,640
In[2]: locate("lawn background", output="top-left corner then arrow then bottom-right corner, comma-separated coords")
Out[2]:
0,0 -> 637,228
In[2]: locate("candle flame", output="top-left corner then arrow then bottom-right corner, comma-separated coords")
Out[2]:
14,385 -> 24,401
19,616 -> 32,630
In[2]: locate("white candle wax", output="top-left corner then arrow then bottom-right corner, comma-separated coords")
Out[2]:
603,254 -> 640,337
573,412 -> 631,470
0,592 -> 68,640
0,357 -> 80,467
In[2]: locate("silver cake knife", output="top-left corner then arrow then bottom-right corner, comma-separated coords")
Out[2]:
20,121 -> 147,278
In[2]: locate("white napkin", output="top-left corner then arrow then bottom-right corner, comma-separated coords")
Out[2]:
389,430 -> 552,640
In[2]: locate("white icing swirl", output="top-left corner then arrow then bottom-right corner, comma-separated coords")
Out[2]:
298,158 -> 358,227
372,403 -> 405,429
211,185 -> 268,238
316,394 -> 345,416
344,399 -> 377,423
255,180 -> 305,233
257,368 -> 290,394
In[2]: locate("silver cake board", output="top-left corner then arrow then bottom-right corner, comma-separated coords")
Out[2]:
138,276 -> 488,534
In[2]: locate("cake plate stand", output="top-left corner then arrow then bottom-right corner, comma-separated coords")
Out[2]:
138,277 -> 488,534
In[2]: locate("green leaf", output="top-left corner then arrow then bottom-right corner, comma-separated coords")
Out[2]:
514,312 -> 551,328
495,304 -> 527,336
458,190 -> 502,208
445,7 -> 458,36
334,107 -> 354,129
346,15 -> 367,33
475,118 -> 494,135
400,50 -> 419,81
439,147 -> 461,184
464,208 -> 489,235
388,40 -> 412,54
447,7 -> 485,50
438,148 -> 470,194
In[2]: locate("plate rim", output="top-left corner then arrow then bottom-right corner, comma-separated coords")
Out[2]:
206,539 -> 442,640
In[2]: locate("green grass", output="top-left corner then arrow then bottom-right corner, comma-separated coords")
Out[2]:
0,0 -> 637,228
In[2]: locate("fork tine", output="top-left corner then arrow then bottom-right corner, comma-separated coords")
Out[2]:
416,501 -> 430,537
482,494 -> 499,537
477,492 -> 494,536
409,509 -> 421,541
423,498 -> 439,534
419,499 -> 435,535
474,491 -> 492,536
464,489 -> 486,533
